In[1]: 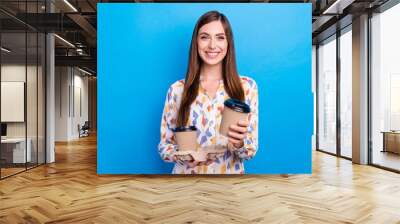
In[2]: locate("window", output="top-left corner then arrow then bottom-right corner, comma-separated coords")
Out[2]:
339,27 -> 352,158
317,35 -> 337,154
371,2 -> 400,171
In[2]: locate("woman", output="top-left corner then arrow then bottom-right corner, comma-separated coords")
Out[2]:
158,10 -> 258,174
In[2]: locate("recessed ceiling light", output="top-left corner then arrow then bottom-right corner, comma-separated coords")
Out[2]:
63,0 -> 78,12
54,34 -> 75,48
78,67 -> 93,76
1,47 -> 11,53
322,0 -> 354,15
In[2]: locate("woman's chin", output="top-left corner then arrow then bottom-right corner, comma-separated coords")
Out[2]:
202,59 -> 223,66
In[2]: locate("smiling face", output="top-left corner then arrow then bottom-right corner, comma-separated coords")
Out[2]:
197,20 -> 228,66
177,11 -> 244,127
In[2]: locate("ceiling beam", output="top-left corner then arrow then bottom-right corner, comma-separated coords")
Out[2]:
67,13 -> 97,46
55,55 -> 96,71
322,0 -> 356,14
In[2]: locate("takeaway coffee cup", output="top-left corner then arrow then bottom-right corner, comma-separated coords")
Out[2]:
220,99 -> 251,136
173,126 -> 198,152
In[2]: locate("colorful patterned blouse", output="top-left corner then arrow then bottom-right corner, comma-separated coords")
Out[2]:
158,76 -> 258,174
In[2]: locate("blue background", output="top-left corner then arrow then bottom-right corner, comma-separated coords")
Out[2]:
98,3 -> 312,174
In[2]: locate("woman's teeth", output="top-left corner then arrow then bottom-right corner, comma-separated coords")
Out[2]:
206,52 -> 219,58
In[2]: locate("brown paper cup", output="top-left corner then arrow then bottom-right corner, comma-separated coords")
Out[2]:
220,108 -> 249,136
220,99 -> 250,136
174,126 -> 197,152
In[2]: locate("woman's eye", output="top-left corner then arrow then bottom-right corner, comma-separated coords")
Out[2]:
200,36 -> 209,40
217,36 -> 225,40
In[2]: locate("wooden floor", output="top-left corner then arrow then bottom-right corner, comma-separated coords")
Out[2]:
1,135 -> 400,224
1,163 -> 45,178
0,167 -> 26,178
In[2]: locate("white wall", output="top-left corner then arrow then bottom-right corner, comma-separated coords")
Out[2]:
1,65 -> 40,138
1,65 -> 27,147
55,66 -> 69,141
72,73 -> 89,138
1,82 -> 25,122
1,65 -> 26,131
1,64 -> 25,81
55,67 -> 89,141
1,63 -> 46,163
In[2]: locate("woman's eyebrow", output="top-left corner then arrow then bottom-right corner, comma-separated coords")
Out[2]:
198,32 -> 225,36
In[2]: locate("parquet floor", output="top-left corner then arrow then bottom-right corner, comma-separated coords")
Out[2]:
1,135 -> 400,223
1,167 -> 26,178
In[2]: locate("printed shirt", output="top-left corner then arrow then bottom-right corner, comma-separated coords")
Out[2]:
158,76 -> 259,174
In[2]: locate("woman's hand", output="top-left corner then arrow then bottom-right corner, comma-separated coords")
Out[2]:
174,155 -> 215,168
227,119 -> 249,149
173,155 -> 206,168
173,155 -> 192,165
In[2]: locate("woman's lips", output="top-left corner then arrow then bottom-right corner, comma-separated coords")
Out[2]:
205,51 -> 220,58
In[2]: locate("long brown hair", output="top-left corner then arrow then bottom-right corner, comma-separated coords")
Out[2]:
177,10 -> 245,127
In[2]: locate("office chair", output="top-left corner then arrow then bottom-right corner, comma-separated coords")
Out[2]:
79,121 -> 90,138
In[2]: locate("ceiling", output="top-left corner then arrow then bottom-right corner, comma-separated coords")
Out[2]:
0,0 -> 393,74
0,0 -> 97,74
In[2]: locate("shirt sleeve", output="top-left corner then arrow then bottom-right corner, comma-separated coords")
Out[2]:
234,78 -> 259,160
158,83 -> 180,163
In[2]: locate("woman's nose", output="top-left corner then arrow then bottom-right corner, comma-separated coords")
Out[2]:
208,38 -> 216,49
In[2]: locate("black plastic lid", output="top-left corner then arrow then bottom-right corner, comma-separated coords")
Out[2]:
224,98 -> 250,113
173,126 -> 197,132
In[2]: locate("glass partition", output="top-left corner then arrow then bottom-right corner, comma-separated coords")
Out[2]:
0,1 -> 46,179
27,30 -> 38,169
317,35 -> 337,155
1,30 -> 28,177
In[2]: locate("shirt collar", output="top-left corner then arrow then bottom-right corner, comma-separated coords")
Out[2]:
199,75 -> 224,84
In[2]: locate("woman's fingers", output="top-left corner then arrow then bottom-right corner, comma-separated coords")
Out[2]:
174,155 -> 186,165
176,151 -> 225,167
228,120 -> 248,148
228,137 -> 242,144
229,124 -> 247,134
228,131 -> 245,140
175,154 -> 191,161
186,160 -> 202,168
237,119 -> 249,127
